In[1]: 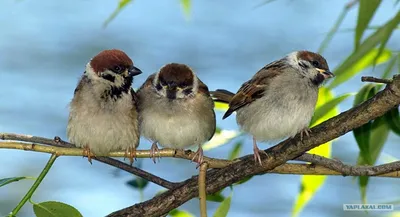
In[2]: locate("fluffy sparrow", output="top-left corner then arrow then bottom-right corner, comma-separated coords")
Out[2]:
67,49 -> 142,164
211,51 -> 334,165
137,63 -> 216,166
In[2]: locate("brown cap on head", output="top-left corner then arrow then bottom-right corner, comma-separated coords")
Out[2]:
90,49 -> 133,74
158,63 -> 194,87
297,51 -> 329,71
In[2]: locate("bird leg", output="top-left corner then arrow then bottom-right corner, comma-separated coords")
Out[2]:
191,145 -> 204,168
124,146 -> 136,166
150,142 -> 160,164
253,137 -> 268,165
83,145 -> 94,164
300,128 -> 311,140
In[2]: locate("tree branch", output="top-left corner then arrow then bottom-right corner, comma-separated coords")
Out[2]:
296,153 -> 400,176
361,76 -> 392,84
106,74 -> 400,217
0,133 -> 179,190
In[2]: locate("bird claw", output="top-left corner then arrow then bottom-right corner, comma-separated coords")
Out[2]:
253,145 -> 268,166
253,137 -> 268,165
124,146 -> 136,166
150,142 -> 161,163
300,128 -> 311,140
83,145 -> 95,164
191,146 -> 204,169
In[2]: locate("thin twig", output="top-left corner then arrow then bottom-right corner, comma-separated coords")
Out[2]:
199,163 -> 208,217
296,153 -> 400,176
2,140 -> 400,177
0,139 -> 233,168
0,134 -> 179,189
9,154 -> 58,216
361,76 -> 392,84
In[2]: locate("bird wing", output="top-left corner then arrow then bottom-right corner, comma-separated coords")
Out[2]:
223,61 -> 285,119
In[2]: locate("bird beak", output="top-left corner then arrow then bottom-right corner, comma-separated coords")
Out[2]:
166,84 -> 177,100
316,68 -> 334,79
127,66 -> 143,77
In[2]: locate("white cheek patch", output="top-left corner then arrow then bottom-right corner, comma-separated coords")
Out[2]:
192,73 -> 199,94
153,71 -> 160,87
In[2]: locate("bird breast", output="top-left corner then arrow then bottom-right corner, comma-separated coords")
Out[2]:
67,81 -> 139,154
138,88 -> 215,148
236,73 -> 318,141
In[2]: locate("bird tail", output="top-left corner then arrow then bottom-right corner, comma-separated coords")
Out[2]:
210,89 -> 236,119
210,89 -> 235,103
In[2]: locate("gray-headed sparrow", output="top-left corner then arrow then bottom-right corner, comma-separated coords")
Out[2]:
137,63 -> 216,166
67,49 -> 142,164
211,51 -> 334,165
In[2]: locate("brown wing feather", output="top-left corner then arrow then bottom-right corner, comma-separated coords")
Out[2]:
222,79 -> 266,119
210,89 -> 235,104
222,60 -> 285,119
138,73 -> 156,92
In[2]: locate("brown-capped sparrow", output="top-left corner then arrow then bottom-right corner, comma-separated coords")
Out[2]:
137,63 -> 216,166
67,49 -> 142,164
211,51 -> 334,165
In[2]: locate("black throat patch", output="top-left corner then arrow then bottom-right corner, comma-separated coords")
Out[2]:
101,76 -> 133,100
311,73 -> 325,86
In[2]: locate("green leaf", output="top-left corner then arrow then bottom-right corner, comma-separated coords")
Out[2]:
358,114 -> 390,203
206,191 -> 225,202
202,130 -> 240,151
169,209 -> 195,217
214,102 -> 229,112
374,11 -> 400,65
353,84 -> 377,165
33,201 -> 83,217
329,48 -> 392,88
228,142 -> 243,160
382,56 -> 398,79
329,11 -> 400,89
180,0 -> 191,19
369,116 -> 390,163
213,193 -> 232,217
385,108 -> 400,135
355,0 -> 381,48
310,93 -> 353,125
127,177 -> 149,190
103,0 -> 132,27
0,177 -> 30,187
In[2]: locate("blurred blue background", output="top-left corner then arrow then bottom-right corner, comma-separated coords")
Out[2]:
0,0 -> 400,216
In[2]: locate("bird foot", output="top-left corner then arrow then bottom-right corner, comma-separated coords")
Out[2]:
253,145 -> 268,166
124,146 -> 136,166
150,142 -> 161,164
300,128 -> 311,140
191,146 -> 204,169
83,145 -> 95,164
253,137 -> 268,165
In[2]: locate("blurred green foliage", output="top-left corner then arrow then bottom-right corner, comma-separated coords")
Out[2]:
2,1 -> 400,217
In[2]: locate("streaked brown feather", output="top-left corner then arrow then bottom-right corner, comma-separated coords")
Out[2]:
210,89 -> 235,103
222,60 -> 286,119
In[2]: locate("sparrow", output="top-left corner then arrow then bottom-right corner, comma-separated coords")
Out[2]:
137,63 -> 216,166
211,51 -> 334,165
67,49 -> 142,164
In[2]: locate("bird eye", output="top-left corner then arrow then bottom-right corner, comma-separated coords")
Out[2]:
155,83 -> 162,91
183,88 -> 193,95
113,65 -> 124,73
311,60 -> 320,68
